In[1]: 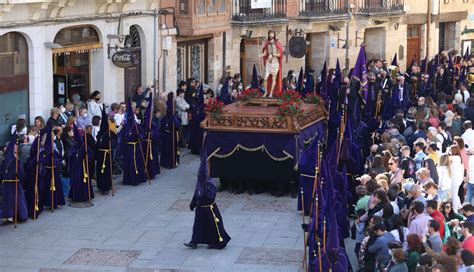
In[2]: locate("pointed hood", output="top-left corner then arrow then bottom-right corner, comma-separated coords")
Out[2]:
297,67 -> 304,94
298,139 -> 319,176
304,70 -> 314,95
391,53 -> 398,66
3,133 -> 18,166
464,46 -> 470,61
73,123 -> 83,147
320,61 -> 327,97
29,135 -> 40,160
196,151 -> 215,187
219,77 -> 232,105
410,55 -> 417,69
144,92 -> 154,129
126,99 -> 135,122
421,56 -> 427,74
198,82 -> 204,106
44,126 -> 54,154
166,92 -> 174,117
251,64 -> 259,89
352,46 -> 368,102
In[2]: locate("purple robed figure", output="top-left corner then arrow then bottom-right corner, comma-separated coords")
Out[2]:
160,92 -> 181,169
353,46 -> 368,103
24,135 -> 44,218
185,152 -> 231,249
297,139 -> 319,214
68,124 -> 94,202
96,106 -> 117,195
41,127 -> 66,209
142,92 -> 160,179
1,134 -> 28,222
188,83 -> 205,155
121,100 -> 146,185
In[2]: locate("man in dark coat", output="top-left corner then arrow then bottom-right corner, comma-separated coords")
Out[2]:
160,92 -> 181,169
121,100 -> 147,186
41,127 -> 66,210
68,124 -> 94,202
184,153 -> 231,249
96,107 -> 116,195
1,134 -> 28,224
142,92 -> 160,179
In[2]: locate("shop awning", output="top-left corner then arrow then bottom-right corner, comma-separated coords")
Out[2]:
52,43 -> 102,54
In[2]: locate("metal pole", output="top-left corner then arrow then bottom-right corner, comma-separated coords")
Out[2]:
153,9 -> 157,96
345,20 -> 350,71
426,0 -> 431,70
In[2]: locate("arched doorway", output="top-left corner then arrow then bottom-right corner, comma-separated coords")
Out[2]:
52,25 -> 102,106
0,32 -> 29,146
124,25 -> 142,100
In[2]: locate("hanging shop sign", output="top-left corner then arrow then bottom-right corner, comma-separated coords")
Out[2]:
111,50 -> 135,68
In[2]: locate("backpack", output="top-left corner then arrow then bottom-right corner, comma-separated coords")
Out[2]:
440,132 -> 452,153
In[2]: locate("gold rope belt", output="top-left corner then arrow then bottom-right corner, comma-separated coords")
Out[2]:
44,166 -> 56,191
198,202 -> 224,243
126,142 -> 139,174
144,139 -> 153,161
98,149 -> 111,174
82,159 -> 89,183
2,179 -> 19,183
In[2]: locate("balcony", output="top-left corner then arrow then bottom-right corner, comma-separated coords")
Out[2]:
299,0 -> 350,18
232,0 -> 287,24
176,0 -> 231,36
356,0 -> 404,15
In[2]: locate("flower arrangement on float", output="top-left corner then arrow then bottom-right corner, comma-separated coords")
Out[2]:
205,98 -> 225,117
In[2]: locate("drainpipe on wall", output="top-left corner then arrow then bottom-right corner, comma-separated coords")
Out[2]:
425,0 -> 431,74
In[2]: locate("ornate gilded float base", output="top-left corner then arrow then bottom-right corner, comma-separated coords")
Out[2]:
203,101 -> 327,134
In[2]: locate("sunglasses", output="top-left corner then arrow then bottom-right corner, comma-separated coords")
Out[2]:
445,206 -> 451,209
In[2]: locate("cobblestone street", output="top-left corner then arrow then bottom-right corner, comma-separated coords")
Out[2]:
0,154 -> 352,272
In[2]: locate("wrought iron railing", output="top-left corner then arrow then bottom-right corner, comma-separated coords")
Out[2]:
357,0 -> 404,13
299,0 -> 349,16
232,0 -> 287,22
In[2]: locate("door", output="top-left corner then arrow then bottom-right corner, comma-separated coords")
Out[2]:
439,22 -> 446,52
124,49 -> 141,100
407,25 -> 421,67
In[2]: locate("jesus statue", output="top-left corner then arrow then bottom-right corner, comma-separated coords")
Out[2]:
260,30 -> 283,98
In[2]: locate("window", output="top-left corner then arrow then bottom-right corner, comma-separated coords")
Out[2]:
54,25 -> 100,46
179,0 -> 188,15
408,25 -> 420,38
208,0 -> 216,13
197,0 -> 205,15
219,0 -> 225,12
0,32 -> 28,77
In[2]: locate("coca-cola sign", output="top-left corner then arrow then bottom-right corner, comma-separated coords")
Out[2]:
112,51 -> 134,68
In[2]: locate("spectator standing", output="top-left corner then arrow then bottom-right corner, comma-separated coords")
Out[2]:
87,91 -> 103,119
437,154 -> 452,201
449,145 -> 464,211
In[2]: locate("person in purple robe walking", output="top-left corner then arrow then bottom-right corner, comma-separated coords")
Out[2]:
121,100 -> 147,185
1,134 -> 28,224
96,105 -> 116,195
68,124 -> 94,202
41,127 -> 66,211
184,152 -> 231,249
24,134 -> 44,219
160,92 -> 180,169
142,92 -> 160,179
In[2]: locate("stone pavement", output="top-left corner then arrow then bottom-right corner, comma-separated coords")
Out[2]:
0,154 -> 355,272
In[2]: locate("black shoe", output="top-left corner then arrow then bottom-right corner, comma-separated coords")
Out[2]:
184,242 -> 197,249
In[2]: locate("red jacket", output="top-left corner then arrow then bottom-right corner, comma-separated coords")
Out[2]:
430,210 -> 445,239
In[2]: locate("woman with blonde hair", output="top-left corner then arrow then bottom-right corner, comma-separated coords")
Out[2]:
437,153 -> 452,201
449,145 -> 464,211
375,174 -> 390,191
